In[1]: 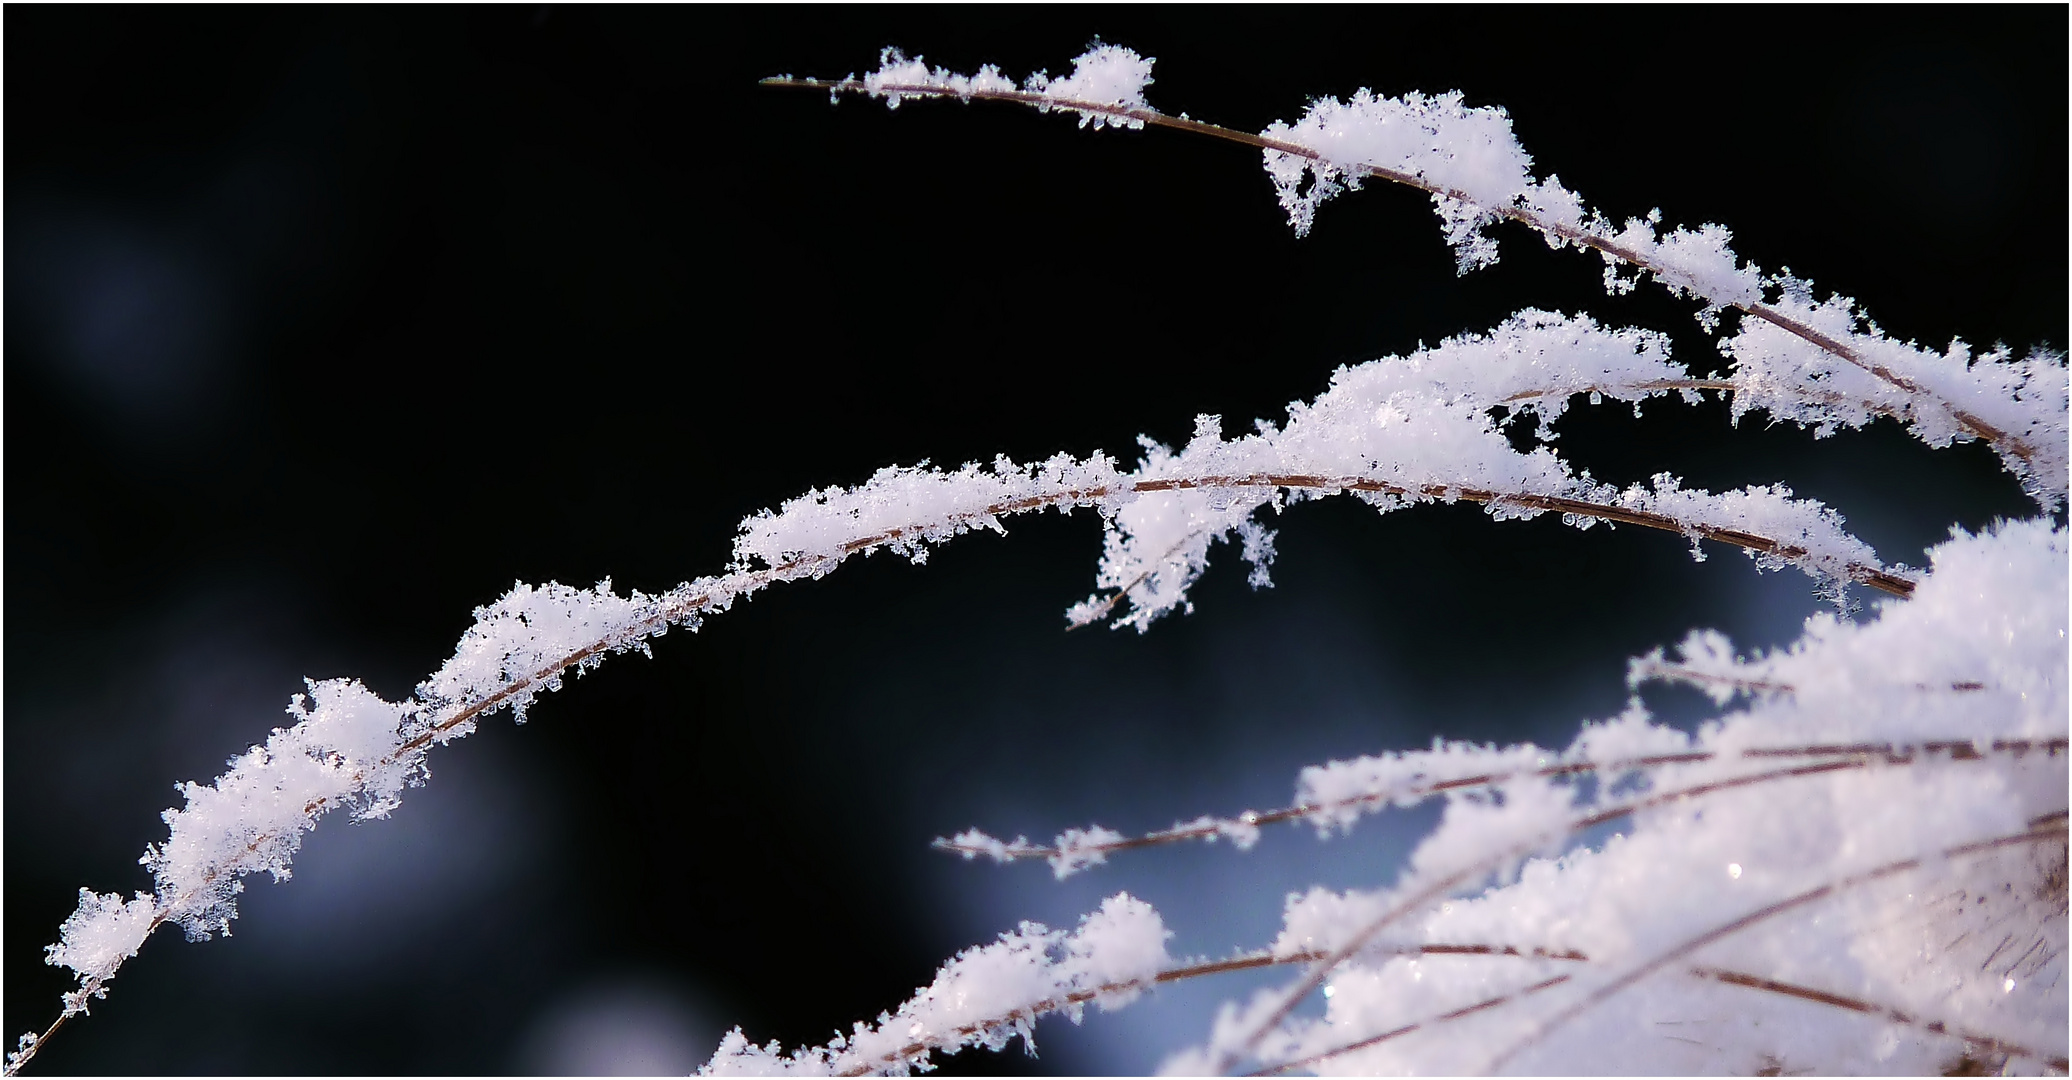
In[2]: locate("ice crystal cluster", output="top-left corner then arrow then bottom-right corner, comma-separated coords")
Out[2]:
15,44 -> 2067,1078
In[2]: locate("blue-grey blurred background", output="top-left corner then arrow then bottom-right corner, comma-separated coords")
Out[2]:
6,7 -> 2062,1074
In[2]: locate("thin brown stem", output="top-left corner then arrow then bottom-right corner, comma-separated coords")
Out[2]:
1501,378 -> 1741,403
1692,966 -> 2069,1072
1635,662 -> 1996,697
1127,473 -> 1916,597
936,739 -> 2063,865
767,77 -> 2034,467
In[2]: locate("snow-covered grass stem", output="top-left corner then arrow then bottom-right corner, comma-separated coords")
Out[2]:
765,73 -> 2058,502
938,738 -> 2064,873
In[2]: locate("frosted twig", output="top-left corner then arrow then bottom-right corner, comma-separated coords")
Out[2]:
934,739 -> 2061,874
1482,818 -> 2072,1073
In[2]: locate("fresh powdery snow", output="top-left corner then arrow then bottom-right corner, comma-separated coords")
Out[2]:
856,42 -> 1151,129
18,42 -> 2066,1080
707,894 -> 1171,1076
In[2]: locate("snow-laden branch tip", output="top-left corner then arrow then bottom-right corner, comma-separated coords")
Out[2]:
772,45 -> 2069,510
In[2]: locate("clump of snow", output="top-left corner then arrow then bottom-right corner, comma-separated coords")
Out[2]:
1049,826 -> 1128,879
417,578 -> 667,726
857,43 -> 1153,130
1024,43 -> 1154,129
42,890 -> 155,994
730,452 -> 1125,576
859,48 -> 1015,108
1260,88 -> 1534,261
703,893 -> 1170,1075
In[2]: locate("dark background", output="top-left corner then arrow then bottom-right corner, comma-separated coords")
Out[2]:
6,7 -> 2063,1074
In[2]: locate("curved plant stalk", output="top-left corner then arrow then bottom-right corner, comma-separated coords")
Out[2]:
936,739 -> 2062,875
1133,473 -> 1914,597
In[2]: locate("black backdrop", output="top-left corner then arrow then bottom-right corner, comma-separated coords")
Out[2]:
6,7 -> 2063,1075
